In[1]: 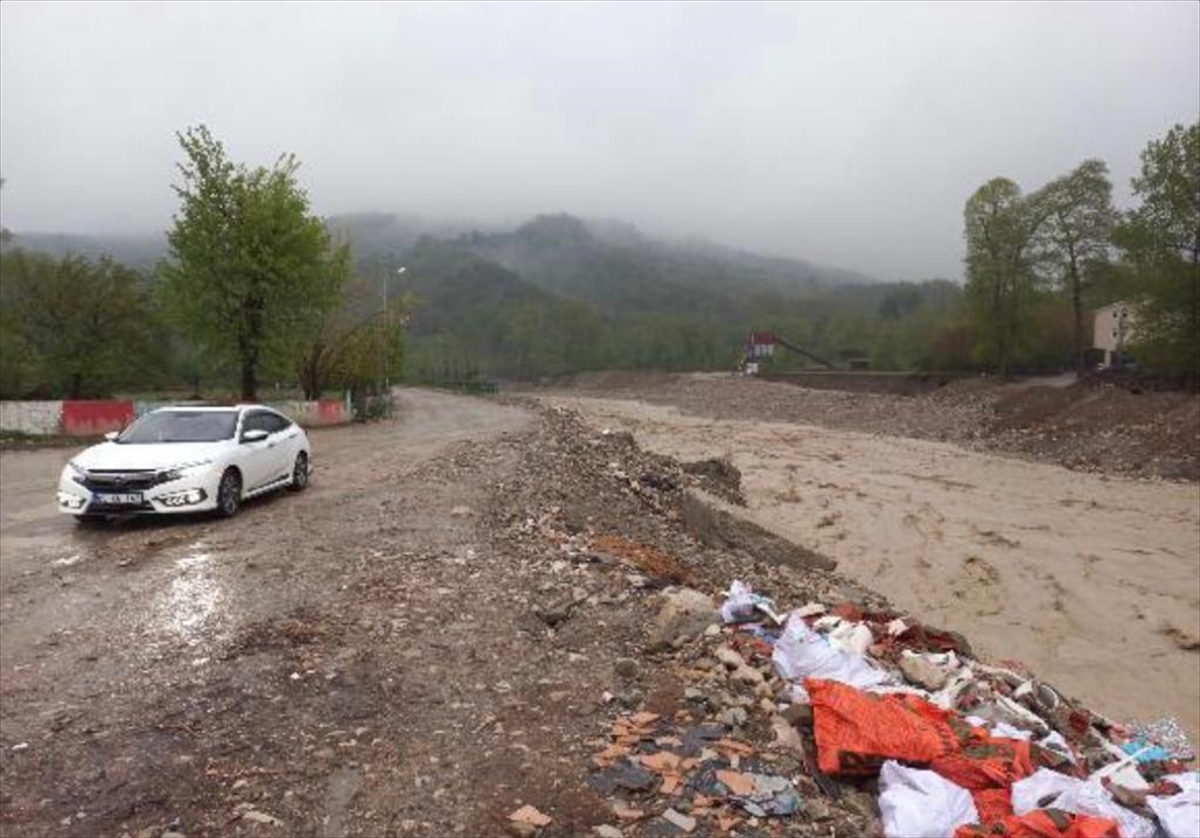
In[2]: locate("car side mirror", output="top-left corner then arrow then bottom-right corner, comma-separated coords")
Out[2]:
104,431 -> 119,441
242,429 -> 269,443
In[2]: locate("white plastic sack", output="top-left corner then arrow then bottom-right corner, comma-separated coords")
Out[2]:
963,717 -> 1032,741
827,621 -> 873,656
990,721 -> 1033,741
720,580 -> 756,623
812,615 -> 844,632
1011,769 -> 1079,814
878,760 -> 979,838
719,580 -> 782,624
1037,730 -> 1074,762
771,614 -> 890,690
1146,772 -> 1200,838
1012,769 -> 1155,838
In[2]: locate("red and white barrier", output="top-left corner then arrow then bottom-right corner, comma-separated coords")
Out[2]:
1,398 -> 350,436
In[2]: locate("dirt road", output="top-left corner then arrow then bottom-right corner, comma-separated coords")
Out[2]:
0,390 -> 550,837
541,394 -> 1200,746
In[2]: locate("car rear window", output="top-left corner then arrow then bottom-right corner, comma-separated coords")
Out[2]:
118,411 -> 238,443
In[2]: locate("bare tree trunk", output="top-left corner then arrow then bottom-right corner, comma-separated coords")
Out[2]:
240,359 -> 257,401
240,294 -> 264,401
1068,248 -> 1084,377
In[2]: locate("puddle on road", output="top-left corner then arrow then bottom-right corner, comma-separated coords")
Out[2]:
158,543 -> 224,646
175,551 -> 212,571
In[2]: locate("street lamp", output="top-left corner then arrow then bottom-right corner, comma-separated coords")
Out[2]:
383,266 -> 406,393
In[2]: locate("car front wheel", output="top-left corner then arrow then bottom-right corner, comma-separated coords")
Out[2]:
217,469 -> 242,517
290,452 -> 308,492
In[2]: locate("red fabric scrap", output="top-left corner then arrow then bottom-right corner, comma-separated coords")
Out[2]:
954,809 -> 1120,838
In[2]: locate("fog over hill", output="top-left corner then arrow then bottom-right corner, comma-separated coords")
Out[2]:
3,3 -> 1195,281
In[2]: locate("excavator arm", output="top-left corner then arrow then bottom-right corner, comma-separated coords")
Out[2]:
774,336 -> 834,369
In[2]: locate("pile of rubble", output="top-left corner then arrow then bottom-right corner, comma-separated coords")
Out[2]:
579,581 -> 1198,838
494,406 -> 840,592
489,404 -> 1195,837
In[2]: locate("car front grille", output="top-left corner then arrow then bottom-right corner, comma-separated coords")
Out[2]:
78,470 -> 163,492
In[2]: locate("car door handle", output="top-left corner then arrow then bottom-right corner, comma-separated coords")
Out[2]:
267,442 -> 277,449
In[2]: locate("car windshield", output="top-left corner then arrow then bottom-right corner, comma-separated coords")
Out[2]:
117,411 -> 237,444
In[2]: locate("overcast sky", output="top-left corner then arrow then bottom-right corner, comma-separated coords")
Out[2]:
1,1 -> 1197,282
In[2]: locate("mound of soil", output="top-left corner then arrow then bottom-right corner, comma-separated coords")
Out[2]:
529,373 -> 1200,482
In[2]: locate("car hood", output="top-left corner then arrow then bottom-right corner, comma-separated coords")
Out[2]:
71,440 -> 228,472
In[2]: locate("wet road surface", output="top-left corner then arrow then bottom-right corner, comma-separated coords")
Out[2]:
0,389 -> 534,836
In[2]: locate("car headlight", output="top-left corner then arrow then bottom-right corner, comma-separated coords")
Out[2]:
67,461 -> 87,484
158,460 -> 213,483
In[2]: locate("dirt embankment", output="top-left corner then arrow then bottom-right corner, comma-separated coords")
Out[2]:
536,372 -> 1200,481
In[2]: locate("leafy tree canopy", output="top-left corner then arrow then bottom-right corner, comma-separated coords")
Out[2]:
160,125 -> 346,400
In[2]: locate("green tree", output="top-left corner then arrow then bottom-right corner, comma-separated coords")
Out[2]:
0,250 -> 161,397
1113,122 -> 1200,375
963,178 -> 1051,375
1039,160 -> 1117,375
878,285 -> 922,320
161,125 -> 344,400
297,271 -> 407,400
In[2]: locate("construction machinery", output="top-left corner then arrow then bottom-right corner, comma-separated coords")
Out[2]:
741,331 -> 834,374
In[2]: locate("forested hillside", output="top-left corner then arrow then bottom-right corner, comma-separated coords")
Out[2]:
1,212 -> 972,383
332,212 -> 968,380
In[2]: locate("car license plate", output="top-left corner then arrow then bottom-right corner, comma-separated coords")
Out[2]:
94,492 -> 143,505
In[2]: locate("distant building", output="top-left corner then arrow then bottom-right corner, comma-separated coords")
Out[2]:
1093,301 -> 1138,366
746,331 -> 777,359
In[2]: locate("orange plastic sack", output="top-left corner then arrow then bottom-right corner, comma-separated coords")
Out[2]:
953,809 -> 1120,838
969,788 -> 1016,825
932,722 -> 1036,822
807,678 -> 958,775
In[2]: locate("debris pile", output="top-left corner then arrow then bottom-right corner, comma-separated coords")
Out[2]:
497,406 -> 839,587
488,405 -> 1194,837
580,580 -> 1198,837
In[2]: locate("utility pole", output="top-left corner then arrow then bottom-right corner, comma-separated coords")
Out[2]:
383,266 -> 406,395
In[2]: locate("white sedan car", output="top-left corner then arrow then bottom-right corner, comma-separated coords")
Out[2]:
57,405 -> 311,520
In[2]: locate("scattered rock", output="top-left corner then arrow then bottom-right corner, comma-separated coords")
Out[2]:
769,714 -> 805,754
508,804 -> 552,828
899,654 -> 948,691
239,809 -> 282,826
615,688 -> 644,708
536,604 -> 572,627
714,646 -> 746,669
648,588 -> 718,649
732,666 -> 764,685
662,809 -> 696,833
589,764 -> 657,794
719,707 -> 748,727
